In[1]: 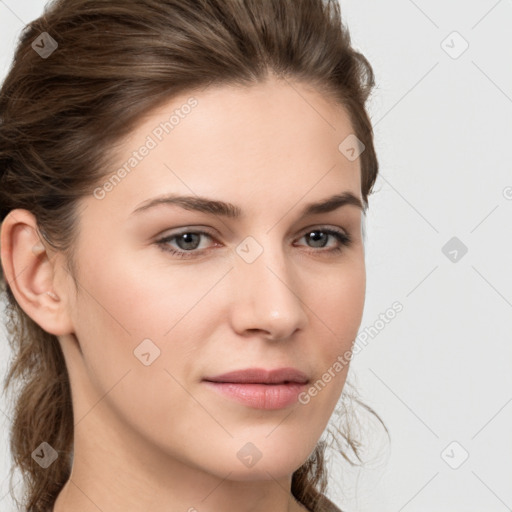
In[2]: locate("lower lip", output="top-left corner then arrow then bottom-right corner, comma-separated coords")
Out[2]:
203,381 -> 307,410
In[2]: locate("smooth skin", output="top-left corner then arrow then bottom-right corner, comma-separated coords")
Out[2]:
1,75 -> 366,512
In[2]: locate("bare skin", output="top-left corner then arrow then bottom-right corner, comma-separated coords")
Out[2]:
1,75 -> 366,512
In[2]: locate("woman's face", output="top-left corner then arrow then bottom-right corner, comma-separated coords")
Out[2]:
59,76 -> 366,483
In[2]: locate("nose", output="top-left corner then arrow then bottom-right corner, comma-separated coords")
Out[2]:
229,240 -> 309,341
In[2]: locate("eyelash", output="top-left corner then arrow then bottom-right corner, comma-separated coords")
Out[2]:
155,227 -> 352,259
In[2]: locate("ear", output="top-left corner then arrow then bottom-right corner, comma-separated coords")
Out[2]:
0,209 -> 74,336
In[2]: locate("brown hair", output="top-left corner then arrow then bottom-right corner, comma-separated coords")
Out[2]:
0,0 -> 387,511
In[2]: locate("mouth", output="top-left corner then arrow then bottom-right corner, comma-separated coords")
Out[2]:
202,367 -> 309,409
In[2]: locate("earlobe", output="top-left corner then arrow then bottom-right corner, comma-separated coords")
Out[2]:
0,209 -> 74,336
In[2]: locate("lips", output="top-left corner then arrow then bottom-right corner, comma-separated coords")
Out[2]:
202,367 -> 310,409
202,367 -> 309,385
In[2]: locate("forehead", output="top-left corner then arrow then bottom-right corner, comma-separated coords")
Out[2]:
89,77 -> 362,220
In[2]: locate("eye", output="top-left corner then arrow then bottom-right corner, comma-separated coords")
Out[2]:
295,228 -> 352,255
156,230 -> 216,259
155,227 -> 352,259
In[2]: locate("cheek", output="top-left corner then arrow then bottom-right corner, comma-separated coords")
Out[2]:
74,242 -> 216,337
70,247 -> 226,395
312,254 -> 366,346
300,258 -> 365,412
69,252 -> 219,447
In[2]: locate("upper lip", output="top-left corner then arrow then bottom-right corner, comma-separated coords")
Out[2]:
203,367 -> 309,384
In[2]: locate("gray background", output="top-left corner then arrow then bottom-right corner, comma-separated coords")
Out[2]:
1,1 -> 511,510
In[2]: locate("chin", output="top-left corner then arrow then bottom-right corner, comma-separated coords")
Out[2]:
203,442 -> 311,482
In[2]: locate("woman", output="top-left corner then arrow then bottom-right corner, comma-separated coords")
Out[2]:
0,1 -> 386,511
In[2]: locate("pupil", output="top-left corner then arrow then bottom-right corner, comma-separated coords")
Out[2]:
309,231 -> 327,248
179,233 -> 199,250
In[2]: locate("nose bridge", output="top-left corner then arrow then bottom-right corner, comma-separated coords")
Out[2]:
230,233 -> 308,338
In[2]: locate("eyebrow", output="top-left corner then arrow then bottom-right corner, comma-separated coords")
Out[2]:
131,191 -> 364,218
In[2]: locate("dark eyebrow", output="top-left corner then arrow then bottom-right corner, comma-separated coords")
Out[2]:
130,191 -> 364,218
